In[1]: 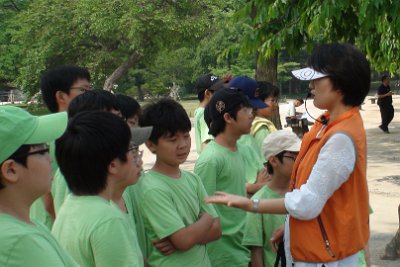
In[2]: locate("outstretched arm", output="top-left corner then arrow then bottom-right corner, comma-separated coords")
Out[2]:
204,191 -> 286,214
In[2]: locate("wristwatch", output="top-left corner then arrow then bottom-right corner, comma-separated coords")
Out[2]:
252,198 -> 260,212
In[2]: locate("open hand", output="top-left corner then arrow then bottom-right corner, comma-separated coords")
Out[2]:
204,191 -> 251,210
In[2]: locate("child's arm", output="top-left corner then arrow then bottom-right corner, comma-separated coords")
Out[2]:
168,212 -> 214,251
251,247 -> 264,267
197,217 -> 221,244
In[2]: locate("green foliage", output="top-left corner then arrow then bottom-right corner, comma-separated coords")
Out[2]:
236,0 -> 400,73
0,0 -> 221,96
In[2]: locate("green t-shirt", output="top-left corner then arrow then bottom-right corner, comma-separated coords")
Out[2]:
242,186 -> 285,267
237,134 -> 264,183
194,141 -> 250,267
29,197 -> 53,230
51,168 -> 70,215
123,182 -> 152,259
194,107 -> 213,154
137,169 -> 218,267
250,117 -> 277,160
0,213 -> 78,267
52,195 -> 143,267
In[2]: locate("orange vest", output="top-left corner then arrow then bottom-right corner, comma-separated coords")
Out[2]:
289,107 -> 370,262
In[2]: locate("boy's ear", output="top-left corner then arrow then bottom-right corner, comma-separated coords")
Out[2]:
223,112 -> 234,124
55,90 -> 69,110
204,89 -> 213,99
145,140 -> 156,154
0,160 -> 20,185
268,156 -> 279,168
107,159 -> 119,175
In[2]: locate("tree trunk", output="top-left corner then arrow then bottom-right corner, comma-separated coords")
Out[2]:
103,50 -> 142,91
255,52 -> 282,129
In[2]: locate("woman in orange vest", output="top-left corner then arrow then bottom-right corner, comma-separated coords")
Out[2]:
205,43 -> 370,266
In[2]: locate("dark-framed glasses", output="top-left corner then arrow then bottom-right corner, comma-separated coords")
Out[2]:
12,144 -> 50,159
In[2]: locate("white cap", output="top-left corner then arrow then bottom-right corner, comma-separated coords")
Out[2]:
291,67 -> 328,81
262,130 -> 301,161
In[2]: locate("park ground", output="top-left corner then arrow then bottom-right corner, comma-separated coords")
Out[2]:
140,94 -> 400,267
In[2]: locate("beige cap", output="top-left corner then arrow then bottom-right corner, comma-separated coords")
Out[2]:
262,130 -> 301,161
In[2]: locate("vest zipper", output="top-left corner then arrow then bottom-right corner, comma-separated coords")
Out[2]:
317,216 -> 336,258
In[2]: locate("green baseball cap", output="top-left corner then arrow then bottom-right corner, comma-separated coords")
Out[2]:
0,106 -> 68,163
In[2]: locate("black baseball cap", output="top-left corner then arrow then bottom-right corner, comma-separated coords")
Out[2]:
205,88 -> 250,134
195,74 -> 221,93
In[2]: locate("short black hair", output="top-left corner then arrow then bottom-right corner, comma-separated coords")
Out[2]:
266,151 -> 285,175
40,65 -> 91,113
307,43 -> 370,106
381,74 -> 390,82
296,98 -> 304,104
139,98 -> 191,144
256,81 -> 280,101
56,111 -> 130,195
68,90 -> 119,118
116,94 -> 141,121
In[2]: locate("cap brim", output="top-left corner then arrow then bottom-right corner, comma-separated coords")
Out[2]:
131,126 -> 152,146
26,111 -> 68,144
291,67 -> 328,81
249,99 -> 268,109
286,140 -> 301,152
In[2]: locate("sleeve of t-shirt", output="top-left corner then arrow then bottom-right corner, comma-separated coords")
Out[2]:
194,159 -> 218,196
242,210 -> 263,247
140,189 -> 186,239
200,117 -> 213,144
192,173 -> 219,219
91,218 -> 142,267
8,234 -> 79,267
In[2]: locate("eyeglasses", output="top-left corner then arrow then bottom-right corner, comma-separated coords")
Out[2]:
283,155 -> 297,161
127,145 -> 143,165
12,145 -> 50,159
70,86 -> 92,93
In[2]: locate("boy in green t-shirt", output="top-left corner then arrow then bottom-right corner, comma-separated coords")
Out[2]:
194,88 -> 254,267
250,81 -> 279,150
0,106 -> 78,266
52,111 -> 150,267
136,99 -> 221,267
242,130 -> 301,267
193,73 -> 224,154
229,76 -> 270,196
52,89 -> 123,214
29,65 -> 92,229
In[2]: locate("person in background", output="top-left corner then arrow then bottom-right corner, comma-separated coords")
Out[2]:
33,65 -> 91,229
377,74 -> 394,133
194,74 -> 224,154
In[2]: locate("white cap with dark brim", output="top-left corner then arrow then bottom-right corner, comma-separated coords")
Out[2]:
130,126 -> 153,146
291,67 -> 328,81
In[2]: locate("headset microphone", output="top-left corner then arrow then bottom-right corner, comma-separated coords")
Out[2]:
304,92 -> 329,125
